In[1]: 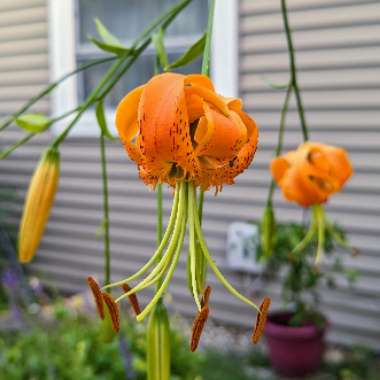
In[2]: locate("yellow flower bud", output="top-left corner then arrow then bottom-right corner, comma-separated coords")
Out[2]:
18,147 -> 60,263
147,301 -> 171,380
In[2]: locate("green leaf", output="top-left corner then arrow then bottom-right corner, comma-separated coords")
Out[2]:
261,77 -> 290,90
89,37 -> 131,55
167,33 -> 206,69
91,18 -> 130,55
15,113 -> 51,133
152,28 -> 169,69
95,101 -> 115,140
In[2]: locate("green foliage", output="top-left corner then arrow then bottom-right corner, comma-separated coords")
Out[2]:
323,345 -> 380,380
90,18 -> 131,55
167,33 -> 206,70
0,304 -> 202,380
199,350 -> 256,380
95,100 -> 115,141
259,222 -> 358,326
152,28 -> 169,69
15,113 -> 51,133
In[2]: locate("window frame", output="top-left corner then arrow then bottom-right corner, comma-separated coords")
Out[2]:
48,0 -> 238,136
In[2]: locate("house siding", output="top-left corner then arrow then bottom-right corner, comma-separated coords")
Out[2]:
0,0 -> 380,349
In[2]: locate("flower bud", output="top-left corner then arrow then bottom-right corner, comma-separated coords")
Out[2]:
260,205 -> 276,258
147,301 -> 170,380
18,147 -> 60,263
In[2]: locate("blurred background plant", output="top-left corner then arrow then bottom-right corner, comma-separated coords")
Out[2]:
258,221 -> 359,327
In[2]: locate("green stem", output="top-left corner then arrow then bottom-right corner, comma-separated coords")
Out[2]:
201,0 -> 216,76
134,184 -> 188,322
281,0 -> 309,142
0,57 -> 116,133
188,182 -> 202,311
315,205 -> 325,264
99,132 -> 111,286
0,133 -> 34,160
156,184 -> 163,246
0,104 -> 94,160
121,183 -> 186,298
190,183 -> 260,313
136,216 -> 186,322
197,0 -> 215,219
291,216 -> 316,256
51,55 -> 128,148
266,83 -> 292,206
103,186 -> 180,290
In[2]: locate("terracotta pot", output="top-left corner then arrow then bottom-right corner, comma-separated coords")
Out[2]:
264,311 -> 326,378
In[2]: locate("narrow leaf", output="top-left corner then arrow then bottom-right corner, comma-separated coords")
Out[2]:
167,33 -> 206,69
91,18 -> 130,55
261,77 -> 290,90
152,28 -> 169,69
95,101 -> 115,141
15,114 -> 51,133
90,37 -> 131,56
95,18 -> 124,47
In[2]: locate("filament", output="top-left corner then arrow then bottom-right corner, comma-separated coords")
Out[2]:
189,183 -> 260,313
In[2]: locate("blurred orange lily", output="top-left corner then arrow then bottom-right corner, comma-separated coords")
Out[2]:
271,142 -> 353,262
271,142 -> 352,207
115,72 -> 258,190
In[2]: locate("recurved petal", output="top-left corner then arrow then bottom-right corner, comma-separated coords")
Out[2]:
115,85 -> 145,163
197,110 -> 258,189
271,157 -> 290,184
185,73 -> 214,90
325,146 -> 353,186
138,72 -> 199,181
195,106 -> 247,160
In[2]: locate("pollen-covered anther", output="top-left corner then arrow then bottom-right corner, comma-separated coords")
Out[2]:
87,276 -> 105,320
190,305 -> 209,352
201,285 -> 212,308
251,296 -> 271,344
121,283 -> 141,316
190,286 -> 211,352
102,292 -> 121,332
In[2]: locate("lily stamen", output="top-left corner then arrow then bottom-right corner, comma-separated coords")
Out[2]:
252,296 -> 271,344
102,292 -> 120,332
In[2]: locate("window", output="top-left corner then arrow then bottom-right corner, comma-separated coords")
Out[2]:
76,0 -> 208,108
49,0 -> 238,135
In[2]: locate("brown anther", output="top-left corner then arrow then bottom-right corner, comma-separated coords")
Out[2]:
121,283 -> 141,316
251,296 -> 271,344
190,306 -> 209,352
87,276 -> 105,320
102,292 -> 120,333
201,285 -> 212,308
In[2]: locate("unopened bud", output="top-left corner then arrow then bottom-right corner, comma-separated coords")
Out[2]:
18,147 -> 60,263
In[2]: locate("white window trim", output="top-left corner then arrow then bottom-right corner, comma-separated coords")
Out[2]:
48,0 -> 238,137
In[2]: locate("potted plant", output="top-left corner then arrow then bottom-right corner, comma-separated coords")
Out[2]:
260,221 -> 357,378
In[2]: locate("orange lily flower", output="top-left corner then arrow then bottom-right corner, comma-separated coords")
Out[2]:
87,72 -> 269,351
271,142 -> 353,263
271,142 -> 352,207
115,72 -> 258,190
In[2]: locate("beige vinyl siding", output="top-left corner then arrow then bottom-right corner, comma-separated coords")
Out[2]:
1,0 -> 380,350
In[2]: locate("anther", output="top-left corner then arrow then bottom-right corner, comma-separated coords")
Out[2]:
251,296 -> 271,344
87,276 -> 105,320
190,306 -> 209,352
102,292 -> 121,333
121,283 -> 141,316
